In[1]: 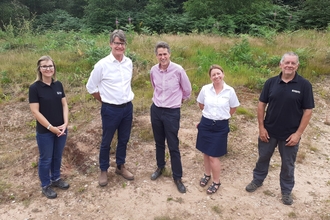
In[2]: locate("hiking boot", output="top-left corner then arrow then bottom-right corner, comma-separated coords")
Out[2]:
42,185 -> 57,199
98,171 -> 108,187
282,193 -> 293,205
51,179 -> 70,189
245,181 -> 262,192
115,165 -> 134,180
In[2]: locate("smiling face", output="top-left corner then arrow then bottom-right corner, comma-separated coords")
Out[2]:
210,68 -> 224,84
279,54 -> 299,80
156,47 -> 171,70
110,37 -> 126,60
39,59 -> 55,81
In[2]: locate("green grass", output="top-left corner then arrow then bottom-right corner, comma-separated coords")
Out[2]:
1,29 -> 330,107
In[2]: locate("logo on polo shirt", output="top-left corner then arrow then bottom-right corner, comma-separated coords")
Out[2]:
57,92 -> 62,95
292,89 -> 300,94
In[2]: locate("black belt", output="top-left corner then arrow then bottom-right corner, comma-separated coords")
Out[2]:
103,101 -> 131,108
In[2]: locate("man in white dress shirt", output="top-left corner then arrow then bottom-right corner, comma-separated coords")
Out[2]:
86,29 -> 134,186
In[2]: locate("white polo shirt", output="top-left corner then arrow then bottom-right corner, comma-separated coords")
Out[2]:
197,82 -> 240,120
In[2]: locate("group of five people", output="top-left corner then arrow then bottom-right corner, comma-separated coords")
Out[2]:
28,29 -> 314,206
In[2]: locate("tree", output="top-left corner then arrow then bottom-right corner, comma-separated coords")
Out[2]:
83,0 -> 143,32
0,0 -> 30,30
297,0 -> 330,29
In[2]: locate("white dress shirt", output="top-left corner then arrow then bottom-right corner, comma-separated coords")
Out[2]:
86,53 -> 134,104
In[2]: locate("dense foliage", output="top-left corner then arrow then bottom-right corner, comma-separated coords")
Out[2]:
0,0 -> 330,35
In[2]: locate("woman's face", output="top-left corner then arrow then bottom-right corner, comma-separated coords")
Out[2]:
39,60 -> 55,79
210,68 -> 224,84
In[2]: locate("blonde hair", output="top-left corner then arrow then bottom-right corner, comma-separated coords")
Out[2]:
35,55 -> 56,82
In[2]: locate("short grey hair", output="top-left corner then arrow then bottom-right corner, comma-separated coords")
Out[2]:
154,41 -> 171,54
110,29 -> 126,43
280,52 -> 299,64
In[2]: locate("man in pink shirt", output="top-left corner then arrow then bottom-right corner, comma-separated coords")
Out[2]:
149,41 -> 192,193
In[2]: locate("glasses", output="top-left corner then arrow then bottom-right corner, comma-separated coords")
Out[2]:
113,42 -> 126,46
40,65 -> 54,70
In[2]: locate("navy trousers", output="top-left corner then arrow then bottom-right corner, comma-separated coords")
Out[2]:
99,102 -> 133,171
150,103 -> 183,180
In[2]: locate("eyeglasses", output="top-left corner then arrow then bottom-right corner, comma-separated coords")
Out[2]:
113,42 -> 126,46
40,65 -> 54,70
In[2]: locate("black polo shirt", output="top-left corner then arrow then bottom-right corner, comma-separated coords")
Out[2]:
260,72 -> 314,140
29,80 -> 65,133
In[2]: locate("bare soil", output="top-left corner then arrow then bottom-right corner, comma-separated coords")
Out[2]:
0,78 -> 329,220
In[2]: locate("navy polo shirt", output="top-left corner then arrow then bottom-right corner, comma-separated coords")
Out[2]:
260,72 -> 314,140
29,80 -> 65,133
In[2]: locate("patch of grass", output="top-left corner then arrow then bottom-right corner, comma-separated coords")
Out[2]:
162,167 -> 172,178
229,123 -> 238,132
235,107 -> 255,120
288,211 -> 297,218
296,151 -> 306,164
122,182 -> 127,188
138,128 -> 154,142
263,190 -> 275,197
211,205 -> 222,214
154,216 -> 176,220
309,146 -> 318,152
31,162 -> 38,168
0,181 -> 11,204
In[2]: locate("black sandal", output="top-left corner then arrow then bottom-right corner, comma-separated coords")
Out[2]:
200,174 -> 211,187
206,182 -> 221,194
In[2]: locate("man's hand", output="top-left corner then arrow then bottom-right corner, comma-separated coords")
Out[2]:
285,133 -> 301,146
259,127 -> 270,142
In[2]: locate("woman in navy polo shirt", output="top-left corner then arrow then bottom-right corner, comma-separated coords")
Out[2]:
29,55 -> 69,199
196,64 -> 240,194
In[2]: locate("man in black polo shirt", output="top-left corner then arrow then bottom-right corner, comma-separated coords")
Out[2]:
245,52 -> 315,205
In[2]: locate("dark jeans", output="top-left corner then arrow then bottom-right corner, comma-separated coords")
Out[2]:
99,102 -> 133,171
252,137 -> 299,194
36,130 -> 67,187
150,103 -> 182,180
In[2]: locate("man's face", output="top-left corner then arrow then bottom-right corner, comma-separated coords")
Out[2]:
279,55 -> 299,75
156,47 -> 171,69
110,37 -> 126,58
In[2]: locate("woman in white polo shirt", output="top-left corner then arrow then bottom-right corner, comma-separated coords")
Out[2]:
196,64 -> 240,194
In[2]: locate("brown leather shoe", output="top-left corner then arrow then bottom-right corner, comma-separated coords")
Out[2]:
98,171 -> 108,187
115,165 -> 134,180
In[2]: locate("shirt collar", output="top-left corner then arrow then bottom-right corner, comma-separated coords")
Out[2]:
157,61 -> 172,72
109,52 -> 127,63
210,82 -> 229,91
277,72 -> 299,84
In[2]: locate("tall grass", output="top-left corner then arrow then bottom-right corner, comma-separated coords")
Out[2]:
0,24 -> 330,108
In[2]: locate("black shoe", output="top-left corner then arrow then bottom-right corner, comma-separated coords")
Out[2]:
151,168 -> 164,180
174,179 -> 186,193
42,185 -> 57,199
51,179 -> 70,190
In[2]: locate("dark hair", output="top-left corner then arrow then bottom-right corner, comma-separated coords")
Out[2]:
36,55 -> 56,81
208,64 -> 224,77
154,41 -> 171,54
110,29 -> 126,43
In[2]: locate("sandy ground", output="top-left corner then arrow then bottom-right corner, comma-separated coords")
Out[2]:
0,79 -> 329,220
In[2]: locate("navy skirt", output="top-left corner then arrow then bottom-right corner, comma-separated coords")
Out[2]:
196,116 -> 230,157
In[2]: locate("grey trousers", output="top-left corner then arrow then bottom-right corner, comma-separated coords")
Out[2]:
252,137 -> 299,194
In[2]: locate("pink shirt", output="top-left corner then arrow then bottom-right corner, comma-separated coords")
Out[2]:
150,62 -> 191,108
